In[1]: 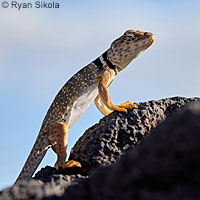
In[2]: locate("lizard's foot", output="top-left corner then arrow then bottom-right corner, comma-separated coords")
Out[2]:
55,160 -> 82,170
119,101 -> 138,109
111,106 -> 128,113
63,160 -> 82,168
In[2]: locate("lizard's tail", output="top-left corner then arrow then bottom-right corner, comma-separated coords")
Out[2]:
14,133 -> 50,184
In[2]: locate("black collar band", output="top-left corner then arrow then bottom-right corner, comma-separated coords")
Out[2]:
102,51 -> 116,70
93,56 -> 102,69
93,51 -> 117,71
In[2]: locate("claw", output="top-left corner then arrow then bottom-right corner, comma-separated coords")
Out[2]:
119,101 -> 138,109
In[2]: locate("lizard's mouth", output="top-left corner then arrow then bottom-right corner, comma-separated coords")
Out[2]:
139,34 -> 155,49
148,34 -> 155,44
151,35 -> 155,42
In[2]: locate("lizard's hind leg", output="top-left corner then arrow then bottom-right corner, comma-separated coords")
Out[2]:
47,122 -> 81,170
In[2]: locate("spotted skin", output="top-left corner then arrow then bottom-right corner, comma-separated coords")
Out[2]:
15,29 -> 155,183
41,64 -> 101,130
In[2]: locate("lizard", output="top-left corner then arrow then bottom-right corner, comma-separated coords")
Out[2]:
15,29 -> 155,183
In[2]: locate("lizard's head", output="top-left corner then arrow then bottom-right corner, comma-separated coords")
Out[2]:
108,30 -> 155,71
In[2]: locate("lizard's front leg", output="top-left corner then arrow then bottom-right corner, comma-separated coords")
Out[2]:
98,70 -> 137,113
47,122 -> 81,170
94,94 -> 111,116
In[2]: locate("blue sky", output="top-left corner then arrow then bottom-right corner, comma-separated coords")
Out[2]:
0,0 -> 200,189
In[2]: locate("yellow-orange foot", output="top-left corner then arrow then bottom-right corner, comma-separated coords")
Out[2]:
63,160 -> 82,168
112,106 -> 127,113
119,101 -> 138,109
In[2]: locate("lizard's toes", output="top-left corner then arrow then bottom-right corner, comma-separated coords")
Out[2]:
119,101 -> 138,109
63,160 -> 82,168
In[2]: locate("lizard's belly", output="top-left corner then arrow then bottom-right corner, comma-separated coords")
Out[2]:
67,83 -> 99,129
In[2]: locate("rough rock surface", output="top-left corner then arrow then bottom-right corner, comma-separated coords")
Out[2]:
69,96 -> 200,174
1,168 -> 89,200
0,97 -> 200,200
89,102 -> 200,200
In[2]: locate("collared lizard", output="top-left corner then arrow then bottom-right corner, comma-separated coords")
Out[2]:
15,29 -> 155,183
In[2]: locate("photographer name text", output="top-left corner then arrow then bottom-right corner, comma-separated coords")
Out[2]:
1,1 -> 60,10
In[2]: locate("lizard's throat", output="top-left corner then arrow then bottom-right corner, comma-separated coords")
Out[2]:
109,54 -> 138,71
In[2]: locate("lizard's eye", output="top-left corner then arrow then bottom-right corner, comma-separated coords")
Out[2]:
124,35 -> 136,41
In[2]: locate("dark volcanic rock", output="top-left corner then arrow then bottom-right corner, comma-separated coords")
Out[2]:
1,97 -> 200,200
69,97 -> 200,174
89,102 -> 200,200
0,168 -> 89,200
